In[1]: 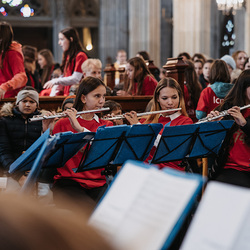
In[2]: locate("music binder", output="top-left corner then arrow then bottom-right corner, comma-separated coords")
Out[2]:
89,160 -> 204,250
77,123 -> 163,172
151,120 -> 234,164
181,181 -> 250,250
9,130 -> 95,178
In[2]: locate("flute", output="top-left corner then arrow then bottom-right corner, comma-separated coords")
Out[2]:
29,107 -> 110,122
103,108 -> 182,121
196,104 -> 250,124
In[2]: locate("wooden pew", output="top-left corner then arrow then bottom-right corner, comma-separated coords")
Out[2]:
0,96 -> 152,113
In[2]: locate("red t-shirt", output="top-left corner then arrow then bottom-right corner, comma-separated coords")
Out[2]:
52,116 -> 113,189
224,109 -> 250,172
63,51 -> 88,96
196,87 -> 224,116
132,75 -> 157,95
144,113 -> 193,171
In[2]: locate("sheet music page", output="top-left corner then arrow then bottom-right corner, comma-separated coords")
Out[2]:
181,182 -> 250,250
89,162 -> 200,250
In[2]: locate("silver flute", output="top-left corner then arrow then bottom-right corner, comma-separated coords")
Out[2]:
196,104 -> 250,124
103,108 -> 182,121
29,107 -> 110,122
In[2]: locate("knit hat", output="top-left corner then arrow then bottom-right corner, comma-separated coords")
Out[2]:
16,89 -> 39,105
221,55 -> 236,70
62,95 -> 76,111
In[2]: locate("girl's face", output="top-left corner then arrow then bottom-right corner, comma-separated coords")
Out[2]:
246,86 -> 250,104
244,59 -> 250,70
194,62 -> 203,77
203,62 -> 211,81
58,32 -> 70,52
81,85 -> 106,111
126,63 -> 135,80
236,52 -> 247,70
111,108 -> 123,125
37,54 -> 47,69
157,87 -> 180,115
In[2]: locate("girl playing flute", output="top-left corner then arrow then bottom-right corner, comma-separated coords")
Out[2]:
125,77 -> 193,171
52,76 -> 113,208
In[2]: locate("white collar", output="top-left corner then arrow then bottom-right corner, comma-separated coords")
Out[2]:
78,113 -> 100,123
160,111 -> 182,121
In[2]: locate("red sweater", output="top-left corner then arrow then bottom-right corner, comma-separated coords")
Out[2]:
63,51 -> 88,96
224,109 -> 250,172
132,75 -> 157,95
144,113 -> 193,171
53,115 -> 113,189
0,42 -> 27,98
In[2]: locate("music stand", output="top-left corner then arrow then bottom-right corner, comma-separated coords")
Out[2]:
21,135 -> 58,195
151,120 -> 234,164
76,123 -> 163,174
9,130 -> 95,182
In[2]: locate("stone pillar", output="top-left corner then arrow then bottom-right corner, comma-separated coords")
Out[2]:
173,0 -> 212,58
52,0 -> 70,63
245,0 -> 250,54
99,0 -> 129,66
128,0 -> 161,67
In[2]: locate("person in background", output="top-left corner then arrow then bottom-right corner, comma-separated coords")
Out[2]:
38,49 -> 60,88
232,50 -> 248,71
124,77 -> 193,171
113,49 -> 127,85
194,59 -> 204,79
244,57 -> 250,70
61,95 -> 76,111
0,87 -> 55,179
102,100 -> 123,126
0,21 -> 27,100
183,60 -> 202,122
52,77 -> 113,208
43,27 -> 88,96
178,52 -> 191,61
117,57 -> 158,96
199,59 -> 214,89
220,54 -> 236,76
192,53 -> 206,64
22,45 -> 42,93
196,59 -> 233,120
208,70 -> 250,188
136,51 -> 150,61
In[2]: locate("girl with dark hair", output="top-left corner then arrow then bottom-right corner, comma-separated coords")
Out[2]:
125,77 -> 193,171
117,57 -> 157,96
183,60 -> 202,122
208,69 -> 250,187
44,27 -> 88,96
52,76 -> 113,206
0,21 -> 27,99
196,59 -> 233,120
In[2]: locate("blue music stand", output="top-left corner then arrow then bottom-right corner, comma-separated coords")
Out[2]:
21,135 -> 58,195
151,120 -> 234,164
76,123 -> 163,173
9,130 -> 95,182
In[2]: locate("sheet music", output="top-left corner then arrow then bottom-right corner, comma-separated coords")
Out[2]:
89,162 -> 200,250
181,182 -> 250,250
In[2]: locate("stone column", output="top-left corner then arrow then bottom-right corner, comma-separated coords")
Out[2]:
245,0 -> 250,54
52,0 -> 70,63
99,0 -> 129,65
128,0 -> 161,67
173,0 -> 212,58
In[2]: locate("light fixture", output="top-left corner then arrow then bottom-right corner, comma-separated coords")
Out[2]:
216,0 -> 245,15
83,28 -> 93,51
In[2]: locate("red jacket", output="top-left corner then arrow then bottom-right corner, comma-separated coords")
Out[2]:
0,41 -> 27,97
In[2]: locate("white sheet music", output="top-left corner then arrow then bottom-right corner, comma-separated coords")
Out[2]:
89,162 -> 200,250
181,182 -> 250,250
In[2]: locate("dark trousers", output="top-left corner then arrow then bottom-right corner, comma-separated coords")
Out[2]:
52,179 -> 108,211
215,169 -> 250,188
